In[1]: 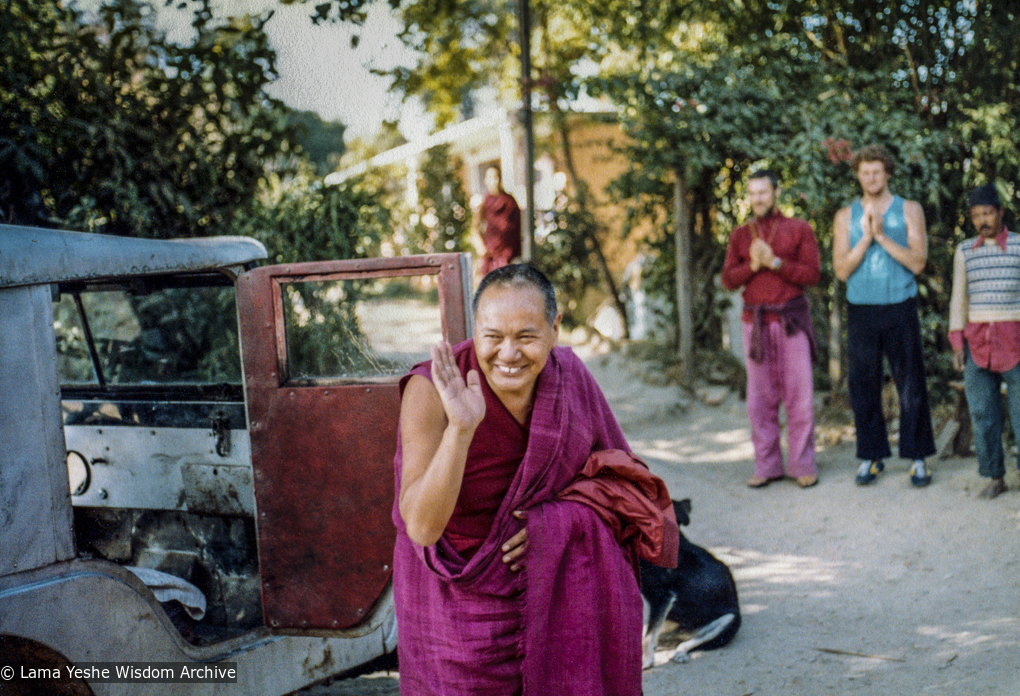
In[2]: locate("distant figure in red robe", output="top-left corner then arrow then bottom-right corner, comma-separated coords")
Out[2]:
477,166 -> 522,275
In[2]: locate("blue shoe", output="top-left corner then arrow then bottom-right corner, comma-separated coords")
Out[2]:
855,460 -> 884,486
910,460 -> 932,487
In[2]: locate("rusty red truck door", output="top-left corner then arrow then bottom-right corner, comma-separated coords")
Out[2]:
237,254 -> 473,631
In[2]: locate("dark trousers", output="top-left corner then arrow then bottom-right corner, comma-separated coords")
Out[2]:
846,297 -> 936,461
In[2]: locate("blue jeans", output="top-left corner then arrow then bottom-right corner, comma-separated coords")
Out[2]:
963,346 -> 1020,479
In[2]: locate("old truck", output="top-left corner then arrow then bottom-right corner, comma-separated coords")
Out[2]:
0,224 -> 473,694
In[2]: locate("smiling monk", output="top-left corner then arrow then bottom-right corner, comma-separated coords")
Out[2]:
392,264 -> 678,695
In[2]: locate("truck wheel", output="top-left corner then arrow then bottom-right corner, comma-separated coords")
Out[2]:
0,635 -> 94,695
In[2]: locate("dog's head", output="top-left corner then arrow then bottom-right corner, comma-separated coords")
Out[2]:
672,498 -> 692,527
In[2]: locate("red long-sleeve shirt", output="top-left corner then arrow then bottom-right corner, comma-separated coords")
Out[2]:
721,209 -> 821,321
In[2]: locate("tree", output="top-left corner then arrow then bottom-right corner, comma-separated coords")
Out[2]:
236,168 -> 388,264
590,1 -> 1020,392
384,0 -> 694,335
277,0 -> 397,28
0,0 -> 299,237
410,144 -> 471,255
289,110 -> 347,176
591,37 -> 812,374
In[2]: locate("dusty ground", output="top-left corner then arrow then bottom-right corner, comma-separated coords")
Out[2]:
318,342 -> 1020,696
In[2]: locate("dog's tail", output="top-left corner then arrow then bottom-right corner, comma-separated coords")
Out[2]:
679,612 -> 740,653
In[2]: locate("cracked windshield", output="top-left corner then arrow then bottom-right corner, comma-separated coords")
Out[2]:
282,274 -> 443,382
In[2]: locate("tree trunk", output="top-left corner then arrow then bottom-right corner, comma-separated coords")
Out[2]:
828,282 -> 843,394
533,6 -> 628,337
548,104 -> 630,338
674,170 -> 693,384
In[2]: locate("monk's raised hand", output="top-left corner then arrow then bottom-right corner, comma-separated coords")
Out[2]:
430,341 -> 485,432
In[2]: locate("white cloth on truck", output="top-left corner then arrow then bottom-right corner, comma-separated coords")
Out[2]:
127,566 -> 207,620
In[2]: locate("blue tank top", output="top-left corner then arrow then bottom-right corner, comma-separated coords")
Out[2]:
845,196 -> 918,305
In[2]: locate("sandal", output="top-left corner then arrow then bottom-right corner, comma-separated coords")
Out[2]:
747,475 -> 783,488
796,475 -> 818,488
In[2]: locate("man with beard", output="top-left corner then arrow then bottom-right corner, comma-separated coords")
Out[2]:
949,184 -> 1020,499
833,144 -> 936,488
722,169 -> 821,488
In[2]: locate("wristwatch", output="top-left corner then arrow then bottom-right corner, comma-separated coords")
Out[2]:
771,257 -> 782,270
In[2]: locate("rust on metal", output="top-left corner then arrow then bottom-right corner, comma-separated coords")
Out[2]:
238,254 -> 469,631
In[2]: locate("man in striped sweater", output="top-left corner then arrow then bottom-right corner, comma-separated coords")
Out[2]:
949,184 -> 1020,499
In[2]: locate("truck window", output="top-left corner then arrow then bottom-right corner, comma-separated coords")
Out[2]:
281,275 -> 442,383
54,282 -> 241,388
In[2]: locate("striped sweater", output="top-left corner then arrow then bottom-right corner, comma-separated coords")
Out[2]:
949,230 -> 1020,331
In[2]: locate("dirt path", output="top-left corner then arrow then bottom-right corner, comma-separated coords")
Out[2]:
318,345 -> 1020,695
589,346 -> 1020,696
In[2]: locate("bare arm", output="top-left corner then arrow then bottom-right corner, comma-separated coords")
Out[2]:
398,342 -> 485,547
873,199 -> 928,276
832,206 -> 872,281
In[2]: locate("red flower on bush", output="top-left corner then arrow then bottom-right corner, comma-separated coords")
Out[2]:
822,137 -> 854,164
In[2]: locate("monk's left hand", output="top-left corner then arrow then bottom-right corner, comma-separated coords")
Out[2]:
501,510 -> 528,573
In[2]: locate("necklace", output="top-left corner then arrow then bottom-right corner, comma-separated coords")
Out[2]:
751,212 -> 779,245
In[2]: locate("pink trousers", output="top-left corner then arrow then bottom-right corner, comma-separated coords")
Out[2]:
742,321 -> 817,479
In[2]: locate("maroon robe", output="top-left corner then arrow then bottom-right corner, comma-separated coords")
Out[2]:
479,191 -> 522,275
391,340 -> 677,695
440,344 -> 528,557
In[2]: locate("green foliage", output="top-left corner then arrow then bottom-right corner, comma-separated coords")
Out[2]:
121,286 -> 243,384
235,169 -> 388,264
5,0 -> 406,389
14,0 -> 1020,404
582,1 -> 1020,397
534,191 -> 603,326
409,144 -> 471,254
288,110 -> 347,176
277,0 -> 399,27
388,0 -> 521,127
281,279 -> 371,380
0,0 -> 299,237
55,284 -> 242,387
385,0 -> 694,120
608,166 -> 728,345
230,166 -> 397,378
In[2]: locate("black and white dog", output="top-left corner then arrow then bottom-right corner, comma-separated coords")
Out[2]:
640,499 -> 741,668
